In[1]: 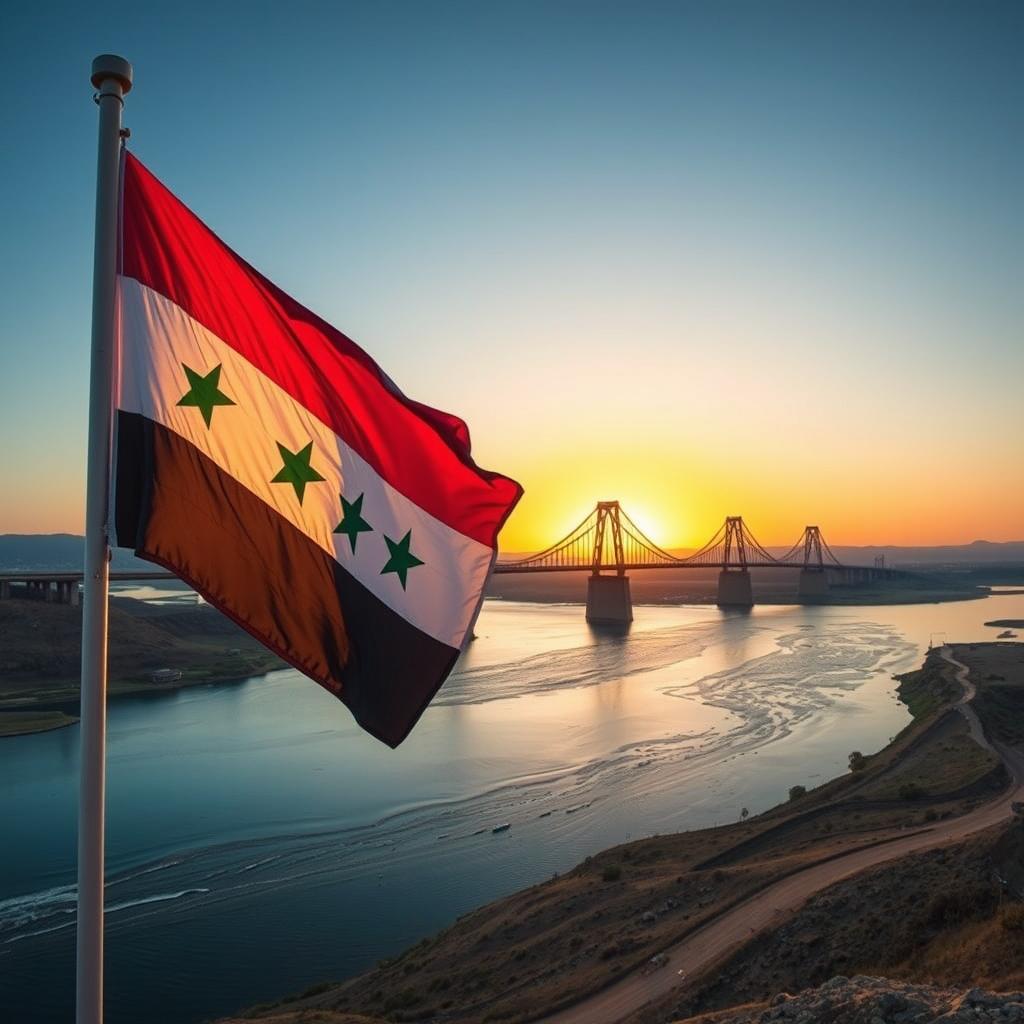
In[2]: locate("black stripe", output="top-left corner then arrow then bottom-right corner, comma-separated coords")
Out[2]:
114,411 -> 460,747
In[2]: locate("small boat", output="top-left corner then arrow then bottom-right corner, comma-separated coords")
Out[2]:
492,822 -> 511,833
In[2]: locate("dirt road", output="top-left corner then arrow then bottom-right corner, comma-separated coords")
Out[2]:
541,647 -> 1023,1024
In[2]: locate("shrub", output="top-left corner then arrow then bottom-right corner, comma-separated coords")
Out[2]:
789,785 -> 807,801
299,981 -> 334,998
899,782 -> 925,801
1001,903 -> 1024,932
602,864 -> 622,882
383,988 -> 421,1012
925,885 -> 996,929
848,751 -> 868,772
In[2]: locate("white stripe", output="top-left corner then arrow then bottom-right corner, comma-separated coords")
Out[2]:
116,276 -> 492,649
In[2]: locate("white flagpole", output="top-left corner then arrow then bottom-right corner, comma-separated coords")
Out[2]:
77,53 -> 132,1024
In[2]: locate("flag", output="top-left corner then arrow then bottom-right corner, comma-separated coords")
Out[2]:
113,153 -> 522,747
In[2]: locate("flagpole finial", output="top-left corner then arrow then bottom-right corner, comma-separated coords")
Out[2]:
91,54 -> 133,94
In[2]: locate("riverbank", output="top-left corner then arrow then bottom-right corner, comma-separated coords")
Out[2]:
0,594 -> 284,737
224,642 -> 1024,1024
0,709 -> 79,736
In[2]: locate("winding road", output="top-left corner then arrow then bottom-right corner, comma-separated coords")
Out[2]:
541,647 -> 1024,1024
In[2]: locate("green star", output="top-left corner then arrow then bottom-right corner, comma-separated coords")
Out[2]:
270,441 -> 326,504
333,493 -> 374,552
176,363 -> 235,428
380,530 -> 424,590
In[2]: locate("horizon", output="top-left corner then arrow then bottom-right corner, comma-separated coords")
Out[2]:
4,527 -> 1024,555
2,2 -> 1022,550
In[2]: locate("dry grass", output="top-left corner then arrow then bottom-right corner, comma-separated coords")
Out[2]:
638,820 -> 1024,1024
854,712 -> 999,800
220,1014 -> 383,1024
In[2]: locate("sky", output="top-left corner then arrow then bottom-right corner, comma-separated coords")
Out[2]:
1,1 -> 1021,551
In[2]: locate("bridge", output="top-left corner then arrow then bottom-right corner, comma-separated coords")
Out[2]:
0,502 -> 890,624
493,501 -> 894,622
0,571 -> 173,606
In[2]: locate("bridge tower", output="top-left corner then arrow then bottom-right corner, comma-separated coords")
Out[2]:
717,516 -> 753,607
586,501 -> 633,625
797,525 -> 829,600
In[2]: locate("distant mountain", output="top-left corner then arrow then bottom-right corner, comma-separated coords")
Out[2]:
815,540 -> 1024,567
0,534 -> 155,573
6,533 -> 1024,574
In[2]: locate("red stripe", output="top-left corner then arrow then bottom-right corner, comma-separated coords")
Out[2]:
121,153 -> 521,548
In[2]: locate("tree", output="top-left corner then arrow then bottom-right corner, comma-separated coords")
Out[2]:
740,807 -> 749,820
788,785 -> 807,801
848,750 -> 868,772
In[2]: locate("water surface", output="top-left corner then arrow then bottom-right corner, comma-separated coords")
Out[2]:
2,593 -> 1021,1022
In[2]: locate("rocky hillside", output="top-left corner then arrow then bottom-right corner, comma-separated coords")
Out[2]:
215,976 -> 1024,1024
680,975 -> 1024,1024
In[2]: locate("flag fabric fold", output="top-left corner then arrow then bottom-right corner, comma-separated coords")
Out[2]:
114,152 -> 522,747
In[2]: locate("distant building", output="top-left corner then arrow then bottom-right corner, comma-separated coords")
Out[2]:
150,668 -> 182,683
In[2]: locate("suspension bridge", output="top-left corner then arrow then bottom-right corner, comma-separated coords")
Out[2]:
493,500 -> 893,622
0,502 -> 892,624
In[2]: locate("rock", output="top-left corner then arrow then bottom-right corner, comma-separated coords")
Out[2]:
680,976 -> 1024,1024
877,991 -> 908,1012
640,911 -> 657,925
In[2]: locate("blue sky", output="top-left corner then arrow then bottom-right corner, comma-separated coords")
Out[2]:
1,1 -> 1021,545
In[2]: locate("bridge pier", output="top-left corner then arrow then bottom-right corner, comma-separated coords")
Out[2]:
798,568 -> 829,600
717,570 -> 753,607
586,574 -> 633,624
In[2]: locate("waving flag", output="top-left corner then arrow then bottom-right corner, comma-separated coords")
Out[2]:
114,153 -> 522,746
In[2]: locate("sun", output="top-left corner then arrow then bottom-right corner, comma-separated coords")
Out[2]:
621,505 -> 674,551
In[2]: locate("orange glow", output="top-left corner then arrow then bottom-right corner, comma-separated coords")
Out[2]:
489,432 -> 1024,556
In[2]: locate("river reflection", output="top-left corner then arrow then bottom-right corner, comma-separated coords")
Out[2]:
1,593 -> 1022,1022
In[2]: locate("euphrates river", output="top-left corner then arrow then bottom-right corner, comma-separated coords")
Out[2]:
2,593 -> 1022,1022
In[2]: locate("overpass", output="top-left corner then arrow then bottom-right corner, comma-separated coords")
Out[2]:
0,571 -> 171,606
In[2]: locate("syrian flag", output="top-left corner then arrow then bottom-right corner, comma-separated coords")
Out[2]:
113,153 -> 522,747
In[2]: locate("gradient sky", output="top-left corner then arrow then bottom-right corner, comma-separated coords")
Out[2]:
1,1 -> 1021,551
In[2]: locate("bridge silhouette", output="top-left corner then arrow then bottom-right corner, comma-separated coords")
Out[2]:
0,501 -> 892,624
493,500 -> 893,622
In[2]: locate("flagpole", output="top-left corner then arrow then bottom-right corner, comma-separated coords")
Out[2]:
78,53 -> 132,1024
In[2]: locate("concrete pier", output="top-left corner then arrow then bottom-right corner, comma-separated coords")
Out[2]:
717,569 -> 753,607
586,574 -> 633,624
798,568 -> 829,600
0,577 -> 82,604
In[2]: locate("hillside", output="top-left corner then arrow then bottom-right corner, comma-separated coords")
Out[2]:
0,533 -> 155,573
214,977 -> 1024,1024
0,594 -> 284,731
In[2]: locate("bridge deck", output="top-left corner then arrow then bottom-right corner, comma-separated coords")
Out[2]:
0,562 -> 891,584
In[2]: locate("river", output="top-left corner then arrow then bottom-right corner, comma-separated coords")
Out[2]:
1,592 -> 1021,1022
